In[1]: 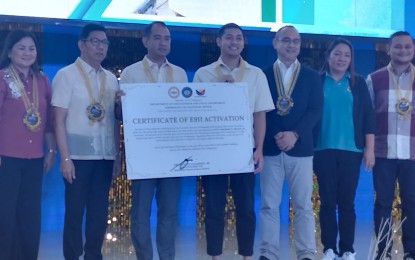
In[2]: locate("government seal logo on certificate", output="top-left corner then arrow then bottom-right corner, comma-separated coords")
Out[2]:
121,82 -> 255,179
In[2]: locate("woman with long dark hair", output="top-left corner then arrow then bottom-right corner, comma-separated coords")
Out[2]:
0,29 -> 55,260
314,38 -> 375,260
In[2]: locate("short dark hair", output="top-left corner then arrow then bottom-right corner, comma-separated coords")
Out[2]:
79,23 -> 106,40
143,21 -> 168,38
274,25 -> 298,39
0,29 -> 40,72
217,23 -> 243,38
389,31 -> 412,44
321,37 -> 356,87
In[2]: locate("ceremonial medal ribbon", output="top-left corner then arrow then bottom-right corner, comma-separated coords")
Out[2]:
273,62 -> 300,116
75,59 -> 106,122
9,65 -> 41,131
142,57 -> 173,83
215,58 -> 246,83
387,64 -> 414,117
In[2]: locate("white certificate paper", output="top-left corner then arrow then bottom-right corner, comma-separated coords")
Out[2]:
121,82 -> 254,179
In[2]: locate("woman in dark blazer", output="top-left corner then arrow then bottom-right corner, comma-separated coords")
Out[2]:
314,38 -> 375,260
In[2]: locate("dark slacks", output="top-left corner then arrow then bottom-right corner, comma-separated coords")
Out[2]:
373,158 -> 415,255
202,172 -> 256,257
314,149 -> 362,256
130,177 -> 180,260
0,156 -> 44,260
63,160 -> 113,260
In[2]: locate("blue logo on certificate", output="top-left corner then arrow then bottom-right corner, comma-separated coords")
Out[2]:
182,87 -> 193,98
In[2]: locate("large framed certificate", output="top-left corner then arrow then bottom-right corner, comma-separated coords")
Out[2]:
121,82 -> 254,179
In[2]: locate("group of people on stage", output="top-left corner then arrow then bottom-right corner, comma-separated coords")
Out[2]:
0,20 -> 414,260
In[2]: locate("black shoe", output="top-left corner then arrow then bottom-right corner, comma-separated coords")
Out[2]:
302,258 -> 311,260
259,256 -> 270,260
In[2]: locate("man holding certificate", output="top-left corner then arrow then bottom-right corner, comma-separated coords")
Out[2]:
119,21 -> 188,260
193,23 -> 274,260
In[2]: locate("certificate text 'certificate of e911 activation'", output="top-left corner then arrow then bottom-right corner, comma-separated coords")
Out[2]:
121,82 -> 254,179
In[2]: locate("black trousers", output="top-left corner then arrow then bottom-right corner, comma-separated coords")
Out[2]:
63,160 -> 113,260
373,158 -> 415,255
202,172 -> 256,257
0,156 -> 44,260
314,149 -> 362,256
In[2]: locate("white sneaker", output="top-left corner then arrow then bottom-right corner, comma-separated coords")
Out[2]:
404,253 -> 415,260
321,249 -> 336,260
342,252 -> 356,260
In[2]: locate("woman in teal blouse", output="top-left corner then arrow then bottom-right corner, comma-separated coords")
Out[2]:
314,38 -> 375,260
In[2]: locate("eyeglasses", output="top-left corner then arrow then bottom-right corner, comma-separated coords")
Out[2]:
277,38 -> 301,46
83,38 -> 110,47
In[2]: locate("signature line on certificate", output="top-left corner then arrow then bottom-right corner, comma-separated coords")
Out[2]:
170,156 -> 193,171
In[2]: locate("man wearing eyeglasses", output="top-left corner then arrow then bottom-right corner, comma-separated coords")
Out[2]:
52,23 -> 119,259
258,25 -> 323,260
